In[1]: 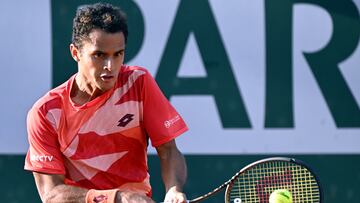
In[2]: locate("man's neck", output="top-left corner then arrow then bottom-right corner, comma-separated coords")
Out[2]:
70,74 -> 103,105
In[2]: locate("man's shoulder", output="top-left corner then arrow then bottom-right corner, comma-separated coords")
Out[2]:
120,65 -> 149,75
117,65 -> 152,87
31,79 -> 69,114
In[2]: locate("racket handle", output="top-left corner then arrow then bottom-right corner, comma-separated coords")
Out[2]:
159,201 -> 189,203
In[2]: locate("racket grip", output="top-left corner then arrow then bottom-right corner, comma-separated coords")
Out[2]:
159,201 -> 189,203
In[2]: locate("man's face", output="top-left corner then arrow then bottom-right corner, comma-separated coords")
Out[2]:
74,29 -> 126,92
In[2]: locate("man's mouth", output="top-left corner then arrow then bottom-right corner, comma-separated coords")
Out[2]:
100,74 -> 114,81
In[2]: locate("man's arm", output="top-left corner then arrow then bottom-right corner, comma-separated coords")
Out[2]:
156,140 -> 187,203
33,172 -> 87,202
33,172 -> 154,203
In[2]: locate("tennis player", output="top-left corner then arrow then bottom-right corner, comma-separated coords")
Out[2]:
24,3 -> 188,203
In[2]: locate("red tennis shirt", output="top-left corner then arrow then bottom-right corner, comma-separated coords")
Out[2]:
24,65 -> 188,196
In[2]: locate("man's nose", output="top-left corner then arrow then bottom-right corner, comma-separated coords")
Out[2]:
104,58 -> 113,71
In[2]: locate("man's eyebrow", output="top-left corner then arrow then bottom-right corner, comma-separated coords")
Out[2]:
92,50 -> 105,54
115,48 -> 125,53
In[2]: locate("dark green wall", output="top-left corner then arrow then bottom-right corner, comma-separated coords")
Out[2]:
1,155 -> 359,202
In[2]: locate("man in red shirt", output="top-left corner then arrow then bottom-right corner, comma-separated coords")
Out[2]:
24,3 -> 188,203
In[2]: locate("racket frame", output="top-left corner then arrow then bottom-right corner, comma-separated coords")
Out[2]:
224,157 -> 323,203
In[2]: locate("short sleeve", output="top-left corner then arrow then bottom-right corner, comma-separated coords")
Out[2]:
24,105 -> 65,174
142,72 -> 188,147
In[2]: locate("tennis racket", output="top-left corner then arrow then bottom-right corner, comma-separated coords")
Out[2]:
187,157 -> 322,203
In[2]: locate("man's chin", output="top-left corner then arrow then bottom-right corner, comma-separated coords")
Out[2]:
98,82 -> 115,92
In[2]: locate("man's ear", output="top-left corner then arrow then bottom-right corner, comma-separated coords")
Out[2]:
70,44 -> 80,62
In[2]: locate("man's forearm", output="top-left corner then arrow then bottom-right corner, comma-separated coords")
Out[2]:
159,147 -> 187,192
42,184 -> 88,203
158,143 -> 188,203
43,184 -> 155,203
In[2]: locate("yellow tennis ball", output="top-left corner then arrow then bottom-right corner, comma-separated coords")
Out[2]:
269,189 -> 293,203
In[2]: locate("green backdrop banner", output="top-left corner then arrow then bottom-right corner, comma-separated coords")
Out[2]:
51,0 -> 360,155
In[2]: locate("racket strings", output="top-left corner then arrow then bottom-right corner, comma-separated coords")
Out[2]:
228,161 -> 320,203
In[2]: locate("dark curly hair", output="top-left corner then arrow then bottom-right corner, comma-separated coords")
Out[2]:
72,2 -> 128,49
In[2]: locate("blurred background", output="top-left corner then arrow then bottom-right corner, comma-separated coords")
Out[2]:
0,0 -> 359,202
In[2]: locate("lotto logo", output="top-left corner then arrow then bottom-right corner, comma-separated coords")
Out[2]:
93,194 -> 108,203
118,114 -> 134,127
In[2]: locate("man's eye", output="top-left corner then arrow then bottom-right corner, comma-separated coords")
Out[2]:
115,51 -> 125,57
94,53 -> 103,58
